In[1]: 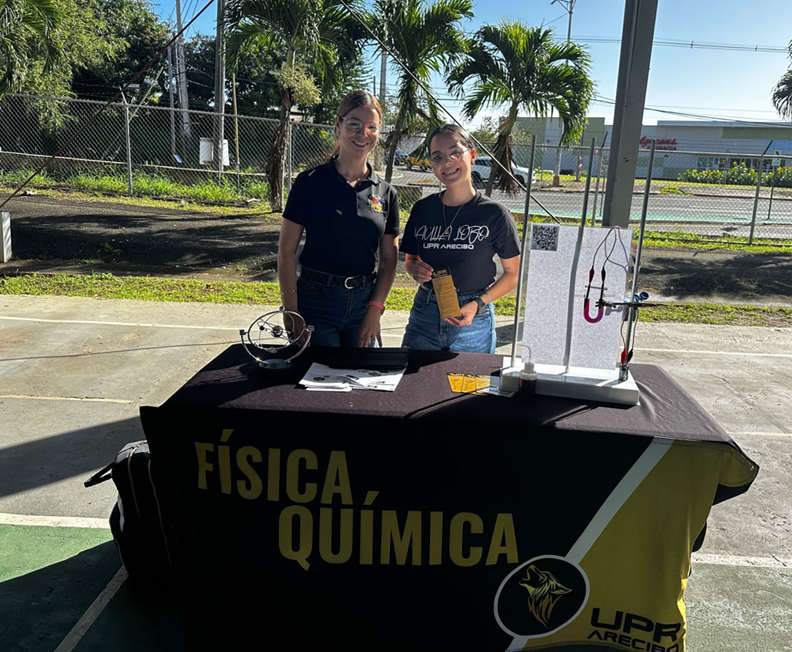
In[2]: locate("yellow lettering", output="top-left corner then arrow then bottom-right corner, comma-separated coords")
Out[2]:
218,445 -> 232,495
236,446 -> 263,499
449,513 -> 483,567
195,442 -> 214,490
360,510 -> 374,564
381,511 -> 422,565
286,449 -> 317,503
267,448 -> 280,501
279,505 -> 312,571
485,514 -> 519,565
429,512 -> 443,565
320,451 -> 353,505
319,508 -> 353,564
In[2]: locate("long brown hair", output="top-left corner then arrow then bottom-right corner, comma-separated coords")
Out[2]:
328,90 -> 383,160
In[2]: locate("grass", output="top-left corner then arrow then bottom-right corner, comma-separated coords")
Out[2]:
2,272 -> 790,327
0,169 -> 271,209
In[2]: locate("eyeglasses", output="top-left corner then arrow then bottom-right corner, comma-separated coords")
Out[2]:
340,117 -> 382,135
430,147 -> 470,166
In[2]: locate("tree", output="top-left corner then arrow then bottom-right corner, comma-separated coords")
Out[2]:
448,22 -> 593,195
70,0 -> 170,101
772,41 -> 792,121
372,0 -> 473,183
225,0 -> 366,211
182,33 -> 282,115
0,0 -> 62,96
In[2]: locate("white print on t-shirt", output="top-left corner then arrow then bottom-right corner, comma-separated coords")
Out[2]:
414,224 -> 490,249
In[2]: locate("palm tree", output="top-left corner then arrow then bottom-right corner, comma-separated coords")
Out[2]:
0,0 -> 62,96
448,21 -> 593,195
372,0 -> 473,183
225,0 -> 365,211
772,41 -> 792,121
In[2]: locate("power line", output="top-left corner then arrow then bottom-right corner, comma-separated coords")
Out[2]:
593,94 -> 791,126
576,36 -> 787,54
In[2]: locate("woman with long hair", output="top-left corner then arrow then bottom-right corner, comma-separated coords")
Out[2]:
277,90 -> 400,347
400,124 -> 521,353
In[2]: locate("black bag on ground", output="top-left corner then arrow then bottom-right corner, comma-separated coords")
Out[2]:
85,440 -> 175,578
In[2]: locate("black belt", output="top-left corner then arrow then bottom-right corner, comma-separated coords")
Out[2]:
300,266 -> 375,289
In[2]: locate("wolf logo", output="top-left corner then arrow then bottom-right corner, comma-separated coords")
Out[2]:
518,564 -> 572,628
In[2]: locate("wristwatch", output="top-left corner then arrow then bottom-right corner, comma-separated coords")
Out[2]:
473,296 -> 487,315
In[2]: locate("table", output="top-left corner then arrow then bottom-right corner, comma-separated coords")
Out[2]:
141,345 -> 758,652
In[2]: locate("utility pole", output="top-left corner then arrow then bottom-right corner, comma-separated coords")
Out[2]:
379,52 -> 386,106
175,0 -> 192,139
601,0 -> 659,227
167,46 -> 176,159
550,0 -> 576,186
213,0 -> 226,180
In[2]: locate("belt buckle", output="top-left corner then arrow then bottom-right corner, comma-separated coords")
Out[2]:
344,276 -> 355,289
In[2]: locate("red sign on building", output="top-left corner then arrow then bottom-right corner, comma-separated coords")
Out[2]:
640,137 -> 677,150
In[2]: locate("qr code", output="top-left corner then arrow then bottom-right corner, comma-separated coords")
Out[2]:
531,224 -> 559,251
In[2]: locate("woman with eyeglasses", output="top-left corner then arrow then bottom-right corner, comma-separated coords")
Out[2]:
400,124 -> 521,353
277,90 -> 399,348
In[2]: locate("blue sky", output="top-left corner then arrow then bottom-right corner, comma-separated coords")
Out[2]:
152,0 -> 792,126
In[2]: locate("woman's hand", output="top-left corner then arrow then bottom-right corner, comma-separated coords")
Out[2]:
285,310 -> 311,347
358,306 -> 383,347
445,301 -> 478,327
408,259 -> 433,283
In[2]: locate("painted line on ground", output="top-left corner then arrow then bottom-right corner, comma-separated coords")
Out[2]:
0,315 -> 242,331
636,347 -> 792,359
728,431 -> 792,438
692,553 -> 791,569
53,566 -> 127,652
0,513 -> 111,529
0,394 -> 132,404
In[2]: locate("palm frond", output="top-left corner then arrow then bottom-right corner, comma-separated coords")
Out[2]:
773,70 -> 792,121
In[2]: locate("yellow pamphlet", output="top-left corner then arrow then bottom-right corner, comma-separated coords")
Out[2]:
431,270 -> 461,320
447,373 -> 464,392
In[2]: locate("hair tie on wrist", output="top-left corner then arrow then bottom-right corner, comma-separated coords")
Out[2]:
368,300 -> 385,315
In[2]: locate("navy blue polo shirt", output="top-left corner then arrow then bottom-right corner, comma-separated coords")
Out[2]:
283,158 -> 400,277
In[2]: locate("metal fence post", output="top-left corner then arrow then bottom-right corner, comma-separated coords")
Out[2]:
748,156 -> 763,245
122,96 -> 133,196
590,148 -> 604,225
287,121 -> 293,192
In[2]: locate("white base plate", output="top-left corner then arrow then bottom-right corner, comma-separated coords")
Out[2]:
501,358 -> 640,406
535,364 -> 639,406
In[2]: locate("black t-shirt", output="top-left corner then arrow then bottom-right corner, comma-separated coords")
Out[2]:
399,192 -> 521,292
282,159 -> 400,276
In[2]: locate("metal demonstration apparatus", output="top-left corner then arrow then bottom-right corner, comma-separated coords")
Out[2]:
240,307 -> 313,370
502,138 -> 658,406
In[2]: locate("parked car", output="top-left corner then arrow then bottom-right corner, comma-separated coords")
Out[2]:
395,149 -> 408,165
406,155 -> 431,172
471,156 -> 536,186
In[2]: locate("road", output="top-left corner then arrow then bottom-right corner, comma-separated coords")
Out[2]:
395,168 -> 792,238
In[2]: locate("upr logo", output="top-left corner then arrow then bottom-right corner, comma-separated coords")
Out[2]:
495,555 -> 589,639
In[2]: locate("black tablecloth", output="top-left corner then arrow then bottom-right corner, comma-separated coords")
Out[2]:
164,344 -> 743,446
141,345 -> 759,652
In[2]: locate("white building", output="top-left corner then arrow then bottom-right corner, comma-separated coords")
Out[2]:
514,117 -> 792,180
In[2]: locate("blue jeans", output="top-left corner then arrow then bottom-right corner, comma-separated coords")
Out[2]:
402,285 -> 496,353
297,276 -> 374,347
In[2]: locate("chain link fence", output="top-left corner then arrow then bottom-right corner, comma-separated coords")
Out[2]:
1,93 -> 791,244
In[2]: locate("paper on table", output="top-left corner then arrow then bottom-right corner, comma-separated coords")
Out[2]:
300,362 -> 406,392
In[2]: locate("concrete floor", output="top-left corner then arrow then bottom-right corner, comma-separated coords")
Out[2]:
1,294 -> 790,651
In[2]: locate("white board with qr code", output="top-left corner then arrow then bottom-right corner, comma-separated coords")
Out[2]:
522,224 -> 633,371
